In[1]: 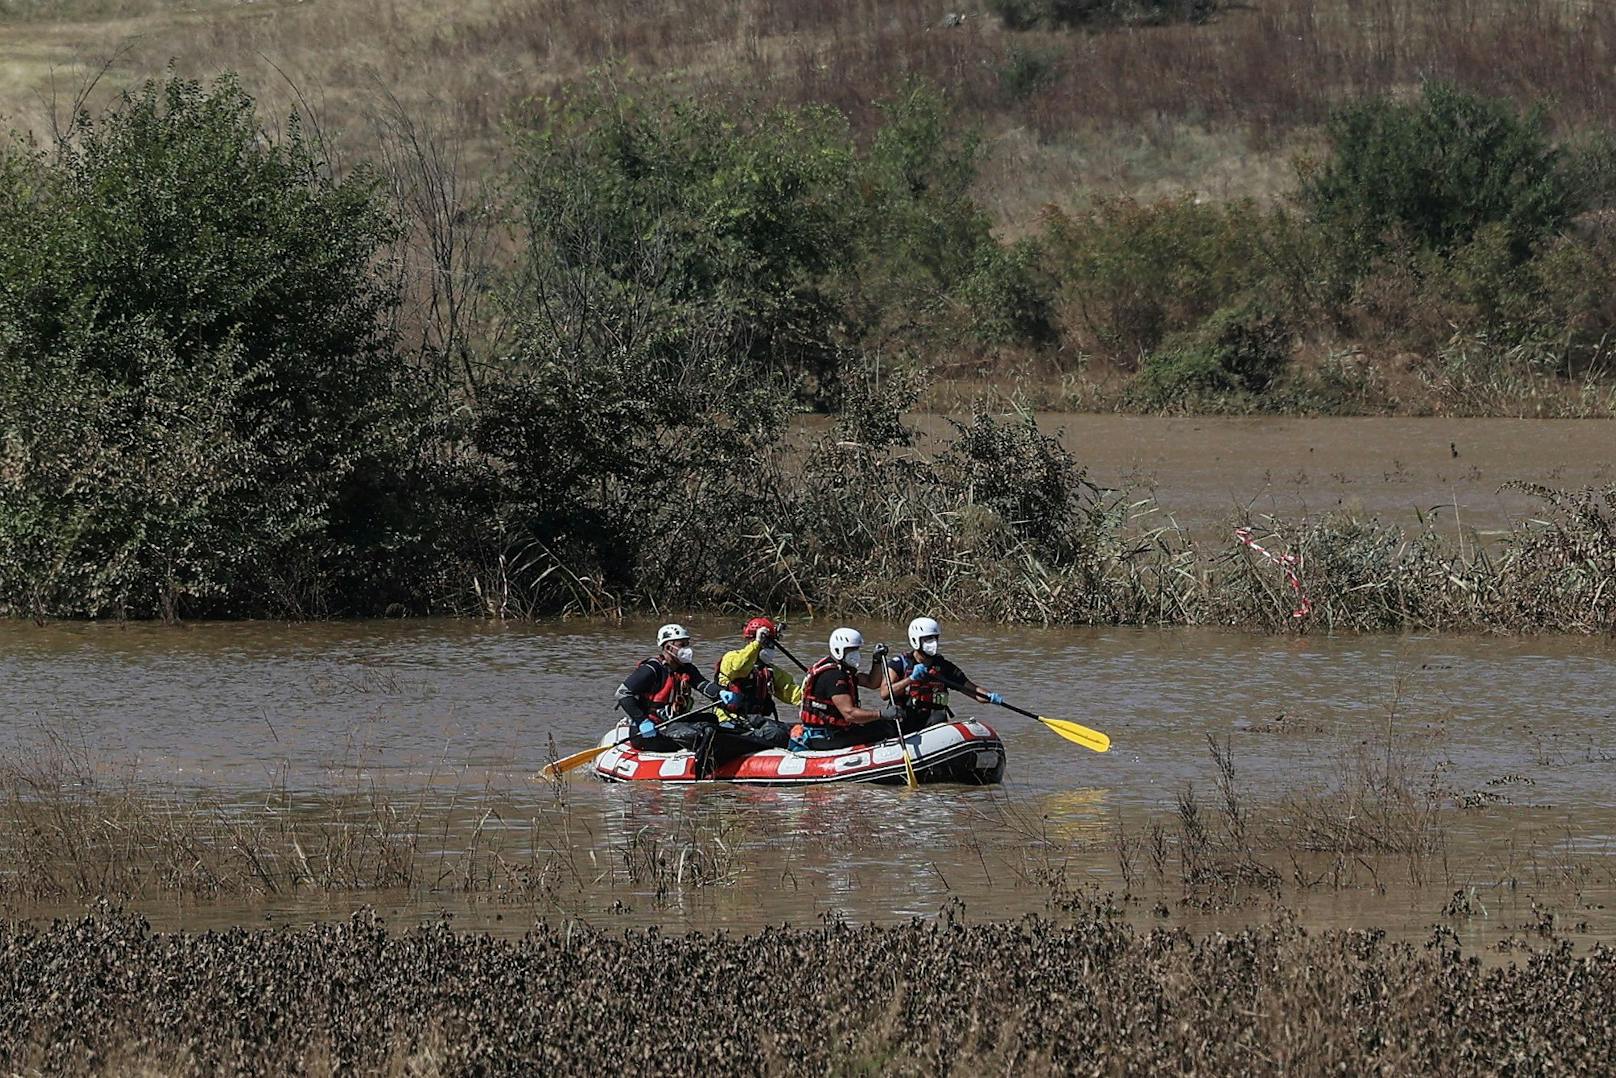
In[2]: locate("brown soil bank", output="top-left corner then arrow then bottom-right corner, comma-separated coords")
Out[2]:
3,909 -> 1612,1075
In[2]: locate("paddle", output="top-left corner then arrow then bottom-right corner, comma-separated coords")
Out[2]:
539,700 -> 722,781
877,643 -> 920,788
936,676 -> 1111,754
772,638 -> 809,673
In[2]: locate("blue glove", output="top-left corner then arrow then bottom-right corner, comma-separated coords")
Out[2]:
986,692 -> 1004,706
910,664 -> 929,681
720,689 -> 742,710
637,719 -> 658,739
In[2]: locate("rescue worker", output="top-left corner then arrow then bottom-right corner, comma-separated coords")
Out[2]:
790,627 -> 901,751
712,616 -> 801,750
614,623 -> 728,776
881,616 -> 1004,731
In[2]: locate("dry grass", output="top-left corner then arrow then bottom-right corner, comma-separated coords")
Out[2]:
4,0 -> 1613,231
0,730 -> 743,907
1,903 -> 1612,1075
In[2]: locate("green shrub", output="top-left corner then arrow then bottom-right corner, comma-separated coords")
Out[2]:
957,239 -> 1059,346
995,45 -> 1061,102
1562,128 -> 1616,212
842,81 -> 996,353
1043,197 -> 1286,363
1136,300 -> 1292,406
514,86 -> 859,398
512,80 -> 994,404
1303,83 -> 1574,269
0,74 -> 414,619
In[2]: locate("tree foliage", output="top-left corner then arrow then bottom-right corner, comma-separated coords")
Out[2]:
1303,82 -> 1573,266
0,74 -> 411,618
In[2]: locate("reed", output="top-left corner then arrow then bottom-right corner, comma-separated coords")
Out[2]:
700,402 -> 1616,634
0,736 -> 740,906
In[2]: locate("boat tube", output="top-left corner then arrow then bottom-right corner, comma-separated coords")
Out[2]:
591,719 -> 1006,786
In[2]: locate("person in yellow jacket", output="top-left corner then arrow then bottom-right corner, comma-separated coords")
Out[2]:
712,616 -> 802,750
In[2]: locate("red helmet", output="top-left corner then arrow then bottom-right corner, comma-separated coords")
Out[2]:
742,616 -> 778,641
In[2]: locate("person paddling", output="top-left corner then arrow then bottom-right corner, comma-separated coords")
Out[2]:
614,623 -> 727,776
712,616 -> 801,750
789,627 -> 900,751
882,616 -> 1003,732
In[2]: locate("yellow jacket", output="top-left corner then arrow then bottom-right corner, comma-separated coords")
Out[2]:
716,638 -> 803,705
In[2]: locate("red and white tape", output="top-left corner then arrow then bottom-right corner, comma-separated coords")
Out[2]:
1234,527 -> 1312,618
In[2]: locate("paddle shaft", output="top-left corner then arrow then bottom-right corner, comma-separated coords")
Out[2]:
773,639 -> 809,673
540,699 -> 721,779
880,643 -> 918,787
936,676 -> 1032,719
936,675 -> 1110,752
626,699 -> 721,741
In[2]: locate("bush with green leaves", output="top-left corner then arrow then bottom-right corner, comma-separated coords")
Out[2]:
513,86 -> 858,401
842,83 -> 1000,352
1135,300 -> 1292,408
957,239 -> 1059,347
1303,82 -> 1573,270
511,80 -> 1000,403
995,45 -> 1062,102
1043,197 -> 1292,364
0,74 -> 415,619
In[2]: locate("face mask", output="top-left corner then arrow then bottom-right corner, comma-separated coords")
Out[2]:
841,648 -> 861,668
921,639 -> 940,656
759,648 -> 778,665
675,645 -> 694,665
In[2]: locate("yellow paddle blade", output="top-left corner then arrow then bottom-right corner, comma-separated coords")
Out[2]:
901,743 -> 918,788
1037,717 -> 1110,754
537,743 -> 611,782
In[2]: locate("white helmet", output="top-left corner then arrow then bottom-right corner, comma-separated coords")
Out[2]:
828,627 -> 863,662
656,623 -> 691,647
908,616 -> 942,650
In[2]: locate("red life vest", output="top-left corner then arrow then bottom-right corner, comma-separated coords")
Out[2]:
637,658 -> 691,721
799,656 -> 856,728
894,653 -> 949,714
717,659 -> 776,717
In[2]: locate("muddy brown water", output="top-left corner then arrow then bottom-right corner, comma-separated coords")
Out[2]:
4,616 -> 1614,945
3,417 -> 1615,941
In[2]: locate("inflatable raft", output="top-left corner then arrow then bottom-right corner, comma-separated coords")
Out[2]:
591,719 -> 1006,786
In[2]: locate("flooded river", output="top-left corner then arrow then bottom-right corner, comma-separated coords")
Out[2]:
3,416 -> 1614,941
4,616 -> 1613,944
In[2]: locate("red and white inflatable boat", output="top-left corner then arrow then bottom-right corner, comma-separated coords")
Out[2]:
591,719 -> 1007,786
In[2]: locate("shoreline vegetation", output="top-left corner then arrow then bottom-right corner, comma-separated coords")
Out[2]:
4,2 -> 1616,622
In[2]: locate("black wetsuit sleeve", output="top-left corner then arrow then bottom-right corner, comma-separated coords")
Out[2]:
681,661 -> 721,701
616,663 -> 659,723
938,657 -> 970,689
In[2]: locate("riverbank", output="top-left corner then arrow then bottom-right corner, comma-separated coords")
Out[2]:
6,406 -> 1616,631
3,905 -> 1611,1075
8,22 -> 1616,622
